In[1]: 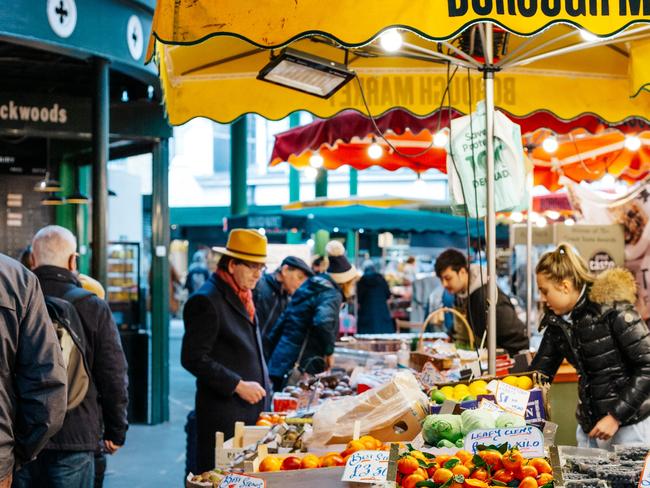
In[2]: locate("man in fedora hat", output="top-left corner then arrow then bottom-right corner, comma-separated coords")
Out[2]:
181,229 -> 271,473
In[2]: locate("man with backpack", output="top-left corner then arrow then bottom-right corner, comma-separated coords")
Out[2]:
0,253 -> 67,488
13,226 -> 129,488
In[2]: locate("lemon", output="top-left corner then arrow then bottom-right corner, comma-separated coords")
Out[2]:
502,376 -> 519,386
453,383 -> 469,393
516,376 -> 534,390
469,380 -> 488,396
440,386 -> 455,399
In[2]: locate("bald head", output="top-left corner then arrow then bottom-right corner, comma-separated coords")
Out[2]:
32,225 -> 77,270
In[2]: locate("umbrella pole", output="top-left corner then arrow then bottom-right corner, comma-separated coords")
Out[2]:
484,24 -> 497,376
526,172 -> 534,336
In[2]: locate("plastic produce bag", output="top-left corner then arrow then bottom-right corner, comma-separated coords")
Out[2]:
307,371 -> 428,446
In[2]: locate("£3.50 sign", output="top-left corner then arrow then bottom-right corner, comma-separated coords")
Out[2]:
341,450 -> 389,483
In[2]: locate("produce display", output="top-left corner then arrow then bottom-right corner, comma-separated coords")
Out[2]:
257,435 -> 387,472
396,446 -> 554,488
282,373 -> 355,400
429,376 -> 535,404
256,413 -> 287,426
422,411 -> 526,448
561,447 -> 648,488
189,468 -> 226,487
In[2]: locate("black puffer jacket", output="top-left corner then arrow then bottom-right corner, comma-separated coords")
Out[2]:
253,272 -> 288,336
265,274 -> 343,378
531,268 -> 650,433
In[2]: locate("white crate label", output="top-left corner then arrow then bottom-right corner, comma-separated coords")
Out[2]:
464,426 -> 544,458
639,451 -> 650,488
218,473 -> 265,488
495,381 -> 530,417
341,450 -> 389,483
420,362 -> 443,388
479,398 -> 505,413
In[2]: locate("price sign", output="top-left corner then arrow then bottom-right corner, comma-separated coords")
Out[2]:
639,451 -> 650,488
495,381 -> 530,417
464,426 -> 545,458
341,450 -> 390,483
479,398 -> 505,413
218,473 -> 266,488
420,362 -> 443,388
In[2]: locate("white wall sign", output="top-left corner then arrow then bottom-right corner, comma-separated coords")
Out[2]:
127,15 -> 144,61
47,0 -> 77,38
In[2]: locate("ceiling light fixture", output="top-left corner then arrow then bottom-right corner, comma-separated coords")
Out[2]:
257,48 -> 356,99
66,191 -> 90,205
34,138 -> 62,192
41,194 -> 65,206
542,137 -> 559,154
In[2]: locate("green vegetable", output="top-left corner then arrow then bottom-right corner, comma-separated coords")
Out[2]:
495,412 -> 526,428
430,389 -> 446,405
460,409 -> 497,434
437,439 -> 457,448
422,414 -> 464,445
455,438 -> 465,448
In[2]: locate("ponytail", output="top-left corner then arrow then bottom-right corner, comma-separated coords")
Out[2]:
536,243 -> 594,290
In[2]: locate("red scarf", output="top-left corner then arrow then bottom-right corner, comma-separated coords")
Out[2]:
217,268 -> 256,322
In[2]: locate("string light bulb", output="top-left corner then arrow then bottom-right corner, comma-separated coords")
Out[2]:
433,130 -> 449,148
367,140 -> 383,160
379,29 -> 403,52
309,153 -> 324,168
542,137 -> 559,154
625,135 -> 642,151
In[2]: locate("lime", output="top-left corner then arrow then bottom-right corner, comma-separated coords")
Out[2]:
431,390 -> 447,404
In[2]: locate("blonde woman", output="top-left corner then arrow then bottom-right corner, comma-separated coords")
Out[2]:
531,243 -> 650,448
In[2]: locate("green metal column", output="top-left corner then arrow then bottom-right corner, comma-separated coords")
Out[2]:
346,231 -> 356,259
314,230 -> 330,256
151,138 -> 170,424
91,57 -> 109,288
56,159 -> 76,232
349,168 -> 358,196
77,166 -> 92,275
315,169 -> 328,198
289,113 -> 301,203
231,116 -> 248,215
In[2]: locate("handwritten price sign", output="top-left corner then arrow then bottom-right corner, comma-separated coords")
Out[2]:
495,381 -> 530,417
218,473 -> 266,488
464,426 -> 544,458
341,450 -> 389,483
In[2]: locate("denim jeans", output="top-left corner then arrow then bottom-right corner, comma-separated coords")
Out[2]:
13,450 -> 94,488
576,415 -> 650,450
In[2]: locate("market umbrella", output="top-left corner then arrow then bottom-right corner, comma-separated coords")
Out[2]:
148,2 -> 650,373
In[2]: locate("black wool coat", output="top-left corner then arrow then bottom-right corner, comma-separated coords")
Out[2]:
531,268 -> 650,433
182,273 -> 271,472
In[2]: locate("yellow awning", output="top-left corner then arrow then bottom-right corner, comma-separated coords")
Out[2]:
149,0 -> 650,50
155,24 -> 650,125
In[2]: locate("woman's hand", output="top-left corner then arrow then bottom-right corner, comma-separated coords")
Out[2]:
588,414 -> 621,440
235,380 -> 266,404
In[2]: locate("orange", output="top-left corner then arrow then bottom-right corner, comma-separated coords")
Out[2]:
346,440 -> 366,453
477,450 -> 503,471
435,455 -> 451,467
256,418 -> 273,426
519,476 -> 538,488
413,467 -> 428,479
455,450 -> 473,464
320,453 -> 344,467
452,464 -> 470,478
300,454 -> 321,470
492,469 -> 515,484
281,456 -> 302,471
409,450 -> 428,462
259,456 -> 282,472
519,465 -> 539,479
463,479 -> 488,488
397,456 -> 420,475
433,468 -> 454,484
427,462 -> 440,478
536,473 -> 554,486
470,468 -> 489,481
359,435 -> 381,449
402,474 -> 426,488
502,449 -> 524,472
529,458 -> 552,475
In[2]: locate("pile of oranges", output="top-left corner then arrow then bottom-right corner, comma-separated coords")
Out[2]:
396,447 -> 554,488
255,413 -> 286,426
258,435 -> 387,472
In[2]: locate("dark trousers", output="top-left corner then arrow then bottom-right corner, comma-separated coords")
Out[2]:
12,450 -> 94,488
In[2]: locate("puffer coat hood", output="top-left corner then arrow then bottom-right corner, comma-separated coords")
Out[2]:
532,267 -> 650,433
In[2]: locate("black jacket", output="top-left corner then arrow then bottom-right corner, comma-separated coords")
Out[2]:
253,272 -> 288,336
34,266 -> 129,450
456,265 -> 529,354
265,274 -> 343,378
182,273 -> 271,473
531,268 -> 650,433
0,255 -> 66,479
357,272 -> 394,335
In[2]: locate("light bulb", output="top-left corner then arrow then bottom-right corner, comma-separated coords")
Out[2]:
257,228 -> 266,236
304,167 -> 318,179
510,212 -> 524,223
433,131 -> 449,148
625,135 -> 642,151
546,210 -> 560,220
536,217 -> 547,228
306,239 -> 315,247
580,30 -> 598,42
359,228 -> 365,234
379,29 -> 403,52
309,153 -> 324,168
333,227 -> 340,233
564,218 -> 575,226
367,142 -> 383,160
542,137 -> 559,154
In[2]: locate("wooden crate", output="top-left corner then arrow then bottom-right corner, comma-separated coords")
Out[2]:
214,421 -> 271,469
